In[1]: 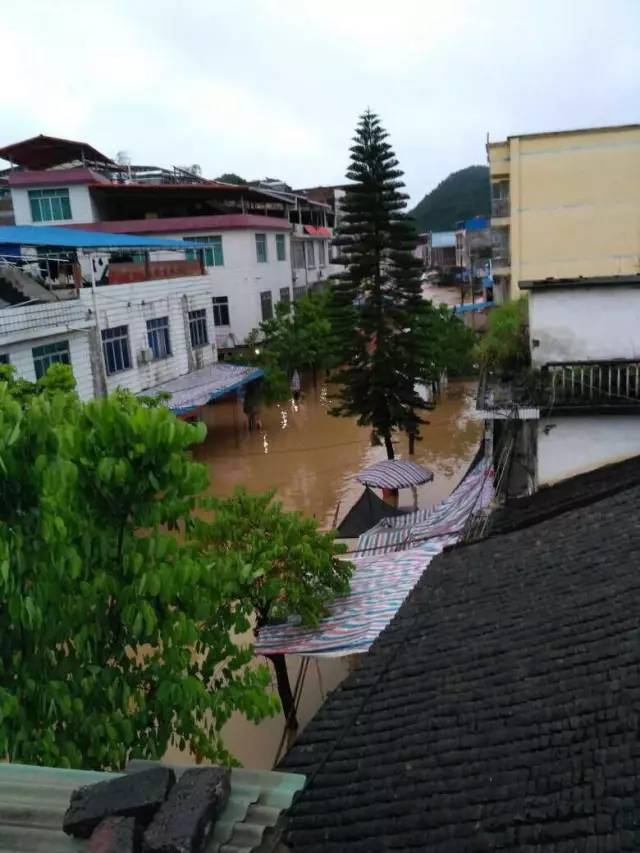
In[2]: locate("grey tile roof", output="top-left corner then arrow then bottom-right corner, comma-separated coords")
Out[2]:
281,476 -> 640,851
0,761 -> 304,853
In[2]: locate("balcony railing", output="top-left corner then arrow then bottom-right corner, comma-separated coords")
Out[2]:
491,198 -> 510,218
108,259 -> 203,285
542,362 -> 640,408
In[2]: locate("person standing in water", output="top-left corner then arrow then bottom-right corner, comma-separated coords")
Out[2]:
291,369 -> 301,403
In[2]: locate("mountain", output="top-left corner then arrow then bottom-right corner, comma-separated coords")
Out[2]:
410,165 -> 490,233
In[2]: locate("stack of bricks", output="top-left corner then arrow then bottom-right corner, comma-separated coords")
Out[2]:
62,765 -> 231,853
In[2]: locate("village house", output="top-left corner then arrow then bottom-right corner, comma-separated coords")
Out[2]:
487,123 -> 640,302
0,135 -> 339,353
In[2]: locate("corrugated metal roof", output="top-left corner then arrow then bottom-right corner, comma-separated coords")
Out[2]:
0,761 -> 305,853
66,214 -> 292,235
139,362 -> 265,415
0,225 -> 202,250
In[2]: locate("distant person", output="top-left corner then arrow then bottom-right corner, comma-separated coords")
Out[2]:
291,369 -> 301,402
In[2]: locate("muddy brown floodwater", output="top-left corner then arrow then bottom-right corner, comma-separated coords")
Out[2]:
168,378 -> 482,770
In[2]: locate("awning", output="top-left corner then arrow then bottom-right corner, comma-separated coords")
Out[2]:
317,226 -> 332,237
356,459 -> 434,489
303,225 -> 318,236
0,225 -> 203,251
139,362 -> 264,414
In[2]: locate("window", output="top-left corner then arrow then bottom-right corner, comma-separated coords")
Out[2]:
279,287 -> 291,306
318,240 -> 326,267
147,316 -> 172,360
276,233 -> 286,261
185,235 -> 224,267
292,241 -> 306,270
260,290 -> 273,321
102,325 -> 131,375
0,354 -> 9,365
188,308 -> 209,348
32,340 -> 70,379
293,285 -> 307,302
29,188 -> 72,222
305,241 -> 315,268
255,233 -> 268,263
213,296 -> 230,326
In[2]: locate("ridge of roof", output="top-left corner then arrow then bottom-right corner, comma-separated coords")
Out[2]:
281,477 -> 640,851
490,453 -> 640,536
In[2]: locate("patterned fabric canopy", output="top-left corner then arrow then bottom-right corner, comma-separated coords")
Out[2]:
356,459 -> 434,489
254,457 -> 494,657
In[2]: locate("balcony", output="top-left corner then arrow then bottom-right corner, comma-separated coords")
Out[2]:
491,198 -> 510,218
108,259 -> 204,285
538,362 -> 640,409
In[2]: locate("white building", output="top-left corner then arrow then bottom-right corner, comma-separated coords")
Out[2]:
523,274 -> 640,486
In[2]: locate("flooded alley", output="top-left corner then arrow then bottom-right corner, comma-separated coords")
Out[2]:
174,379 -> 483,770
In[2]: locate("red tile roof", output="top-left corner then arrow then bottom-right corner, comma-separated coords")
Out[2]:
8,168 -> 110,188
64,214 -> 292,235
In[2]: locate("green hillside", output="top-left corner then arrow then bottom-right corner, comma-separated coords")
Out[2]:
410,165 -> 490,232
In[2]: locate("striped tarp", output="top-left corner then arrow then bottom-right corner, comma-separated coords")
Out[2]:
356,459 -> 434,489
254,536 -> 457,657
254,458 -> 494,658
355,460 -> 494,557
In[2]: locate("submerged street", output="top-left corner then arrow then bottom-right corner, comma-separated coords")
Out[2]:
180,378 -> 483,768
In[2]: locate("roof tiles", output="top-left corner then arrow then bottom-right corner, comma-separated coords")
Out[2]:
281,466 -> 640,851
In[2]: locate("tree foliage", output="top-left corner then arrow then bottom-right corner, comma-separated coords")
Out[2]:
0,367 -> 278,770
418,302 -> 477,381
330,110 -> 429,458
195,488 -> 352,727
473,297 -> 530,375
262,291 -> 334,382
410,165 -> 490,232
215,173 -> 247,185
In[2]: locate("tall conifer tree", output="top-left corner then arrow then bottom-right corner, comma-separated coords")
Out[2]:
330,110 -> 427,458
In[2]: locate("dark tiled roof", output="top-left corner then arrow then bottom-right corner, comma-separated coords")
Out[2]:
281,481 -> 640,852
490,454 -> 640,535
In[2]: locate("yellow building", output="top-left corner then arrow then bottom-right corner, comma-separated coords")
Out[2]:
487,124 -> 640,301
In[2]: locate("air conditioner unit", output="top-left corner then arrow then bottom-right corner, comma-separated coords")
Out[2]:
138,347 -> 154,365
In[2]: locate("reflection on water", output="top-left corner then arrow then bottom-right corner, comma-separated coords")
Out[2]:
194,378 -> 482,527
182,379 -> 481,769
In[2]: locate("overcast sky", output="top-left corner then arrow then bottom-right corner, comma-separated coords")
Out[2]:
2,0 -> 639,205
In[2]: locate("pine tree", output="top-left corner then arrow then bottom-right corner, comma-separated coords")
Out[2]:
330,110 -> 428,458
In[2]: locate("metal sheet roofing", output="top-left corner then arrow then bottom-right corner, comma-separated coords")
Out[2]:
139,362 -> 264,414
0,135 -> 114,169
68,214 -> 292,236
0,761 -> 305,853
0,225 -> 201,251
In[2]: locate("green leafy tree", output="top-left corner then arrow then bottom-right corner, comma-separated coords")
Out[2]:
215,172 -> 247,185
474,296 -> 529,376
418,301 -> 477,387
0,368 -> 277,770
330,110 -> 428,458
196,488 -> 352,730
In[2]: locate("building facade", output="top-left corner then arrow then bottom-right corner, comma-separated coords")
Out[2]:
487,124 -> 640,301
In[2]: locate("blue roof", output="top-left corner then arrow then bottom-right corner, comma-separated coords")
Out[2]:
0,224 -> 202,250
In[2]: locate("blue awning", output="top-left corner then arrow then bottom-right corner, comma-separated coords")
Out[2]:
0,224 -> 202,250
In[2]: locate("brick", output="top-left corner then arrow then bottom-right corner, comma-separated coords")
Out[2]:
87,816 -> 140,853
63,767 -> 175,838
143,767 -> 231,853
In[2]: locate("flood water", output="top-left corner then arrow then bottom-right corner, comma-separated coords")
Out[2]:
170,378 -> 482,769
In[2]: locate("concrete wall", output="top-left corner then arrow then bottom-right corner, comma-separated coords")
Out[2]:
537,415 -> 640,484
158,229 -> 293,344
488,126 -> 640,299
11,184 -> 97,226
0,329 -> 94,400
529,285 -> 640,366
78,277 -> 218,395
